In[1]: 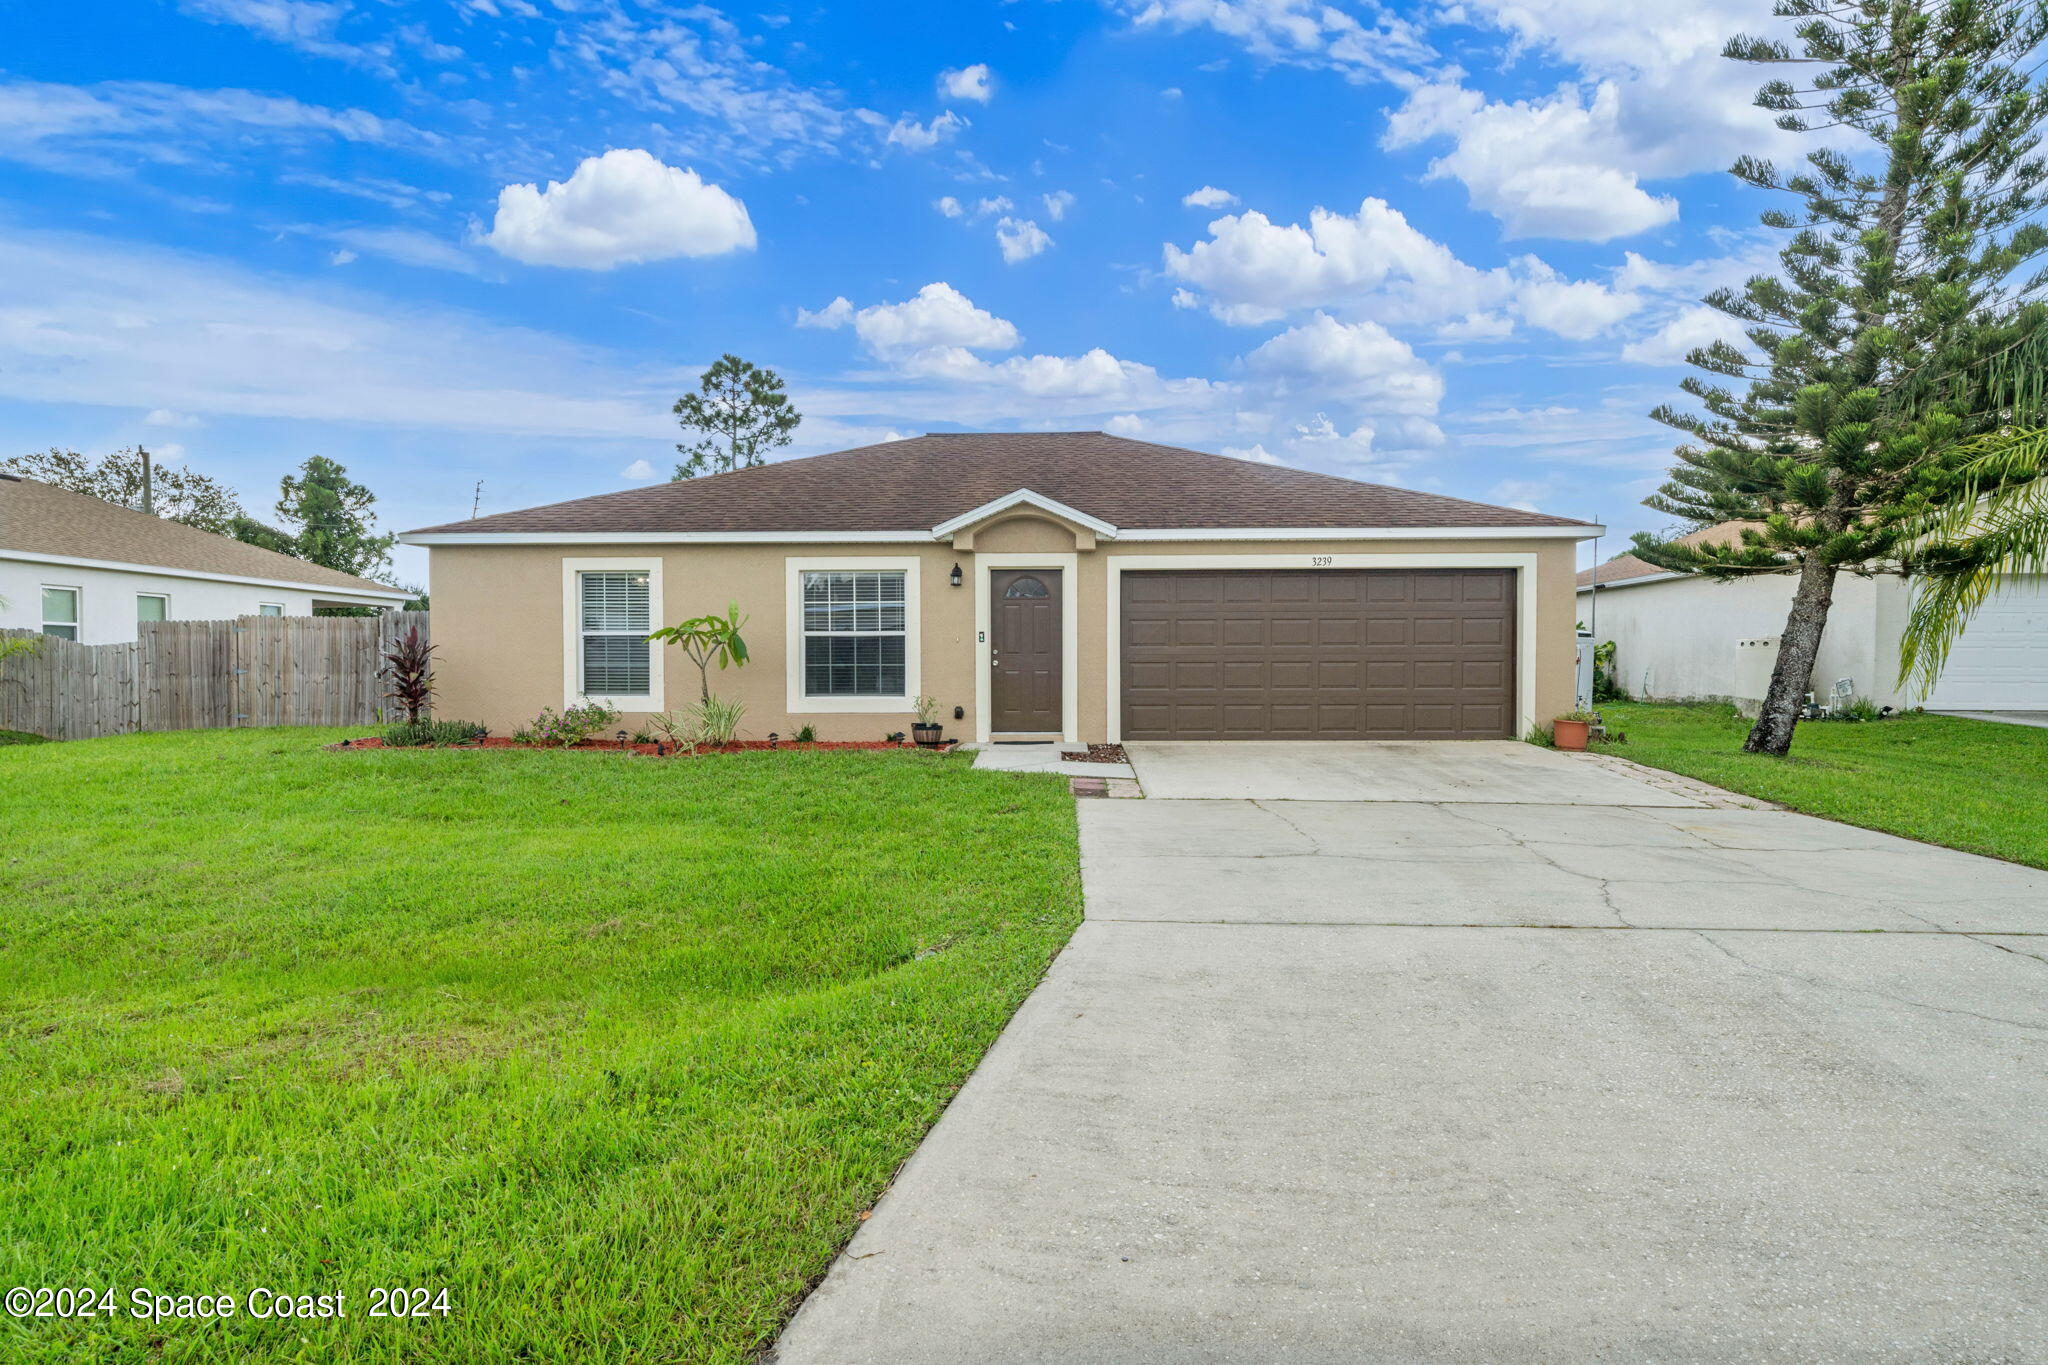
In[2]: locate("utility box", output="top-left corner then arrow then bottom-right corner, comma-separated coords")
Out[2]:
1732,636 -> 1778,715
1575,630 -> 1595,710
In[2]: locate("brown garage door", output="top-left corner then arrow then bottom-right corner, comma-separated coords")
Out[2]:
1120,569 -> 1515,740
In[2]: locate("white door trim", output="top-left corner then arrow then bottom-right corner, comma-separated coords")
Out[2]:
976,552 -> 1080,744
1104,552 -> 1540,744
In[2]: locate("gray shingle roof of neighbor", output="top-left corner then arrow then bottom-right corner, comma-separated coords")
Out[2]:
1574,522 -> 1768,588
405,432 -> 1594,536
0,474 -> 409,597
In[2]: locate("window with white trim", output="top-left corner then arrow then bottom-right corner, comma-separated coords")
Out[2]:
802,570 -> 906,696
258,603 -> 283,617
579,570 -> 651,697
137,594 -> 168,623
41,586 -> 79,640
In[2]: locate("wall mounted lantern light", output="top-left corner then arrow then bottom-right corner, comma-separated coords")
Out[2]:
949,563 -> 963,588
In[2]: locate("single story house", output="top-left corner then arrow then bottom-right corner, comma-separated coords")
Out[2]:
1577,525 -> 2048,712
0,473 -> 412,643
401,433 -> 1599,745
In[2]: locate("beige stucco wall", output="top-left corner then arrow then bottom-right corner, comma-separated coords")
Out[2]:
426,522 -> 1584,742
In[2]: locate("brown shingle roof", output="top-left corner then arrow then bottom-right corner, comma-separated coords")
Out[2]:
0,475 -> 408,597
405,432 -> 1592,536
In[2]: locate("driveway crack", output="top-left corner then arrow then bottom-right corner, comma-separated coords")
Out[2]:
1692,930 -> 2048,1032
1429,802 -> 1640,928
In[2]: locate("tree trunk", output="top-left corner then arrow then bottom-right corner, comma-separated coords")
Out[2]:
1744,553 -> 1839,756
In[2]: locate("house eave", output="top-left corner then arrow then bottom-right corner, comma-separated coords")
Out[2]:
0,548 -> 412,602
401,522 -> 1603,548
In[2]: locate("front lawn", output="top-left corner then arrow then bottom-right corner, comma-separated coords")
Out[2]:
0,730 -> 1082,1363
1592,701 -> 2048,869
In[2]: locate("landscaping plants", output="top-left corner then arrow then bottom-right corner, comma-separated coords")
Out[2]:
527,700 -> 621,748
376,625 -> 435,723
0,728 -> 1082,1364
380,718 -> 488,747
911,695 -> 944,748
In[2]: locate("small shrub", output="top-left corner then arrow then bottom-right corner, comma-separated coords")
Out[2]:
1827,695 -> 1886,723
646,709 -> 691,749
689,696 -> 746,746
1523,723 -> 1555,748
510,726 -> 536,744
912,695 -> 941,725
382,719 -> 487,747
377,626 -> 436,723
1557,709 -> 1602,724
527,701 -> 621,748
793,724 -> 817,743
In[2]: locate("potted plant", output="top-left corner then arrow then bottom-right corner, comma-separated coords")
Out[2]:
910,695 -> 944,748
1552,709 -> 1599,751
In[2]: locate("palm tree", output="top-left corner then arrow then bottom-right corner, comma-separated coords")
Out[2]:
1899,334 -> 2048,694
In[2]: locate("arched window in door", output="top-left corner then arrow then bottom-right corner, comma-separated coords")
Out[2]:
1004,576 -> 1051,599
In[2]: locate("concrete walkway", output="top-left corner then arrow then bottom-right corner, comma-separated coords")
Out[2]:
773,743 -> 2048,1364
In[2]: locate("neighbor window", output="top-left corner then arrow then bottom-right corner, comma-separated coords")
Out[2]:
802,570 -> 906,696
137,594 -> 168,623
41,586 -> 79,640
258,603 -> 284,617
580,570 -> 651,697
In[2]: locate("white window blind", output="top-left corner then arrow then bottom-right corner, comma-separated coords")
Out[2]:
581,570 -> 651,696
802,570 -> 906,696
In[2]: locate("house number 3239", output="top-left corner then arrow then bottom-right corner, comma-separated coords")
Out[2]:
1309,555 -> 1334,567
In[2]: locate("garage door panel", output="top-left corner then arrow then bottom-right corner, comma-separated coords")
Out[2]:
1121,568 -> 1514,741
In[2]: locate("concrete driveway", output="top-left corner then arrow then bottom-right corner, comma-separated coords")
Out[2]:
773,742 -> 2048,1364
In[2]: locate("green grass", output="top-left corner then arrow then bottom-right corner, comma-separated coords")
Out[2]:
0,728 -> 47,745
1593,701 -> 2048,869
0,729 -> 1082,1363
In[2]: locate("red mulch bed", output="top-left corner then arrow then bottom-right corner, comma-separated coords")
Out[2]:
325,736 -> 956,756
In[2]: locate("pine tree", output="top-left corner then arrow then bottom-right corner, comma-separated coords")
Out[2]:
671,355 -> 801,480
1634,0 -> 2048,755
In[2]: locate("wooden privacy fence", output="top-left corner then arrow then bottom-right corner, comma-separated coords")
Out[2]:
0,612 -> 428,740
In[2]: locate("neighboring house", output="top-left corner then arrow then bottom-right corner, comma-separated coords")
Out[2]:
0,474 -> 411,643
400,432 -> 1599,744
1576,523 -> 2048,711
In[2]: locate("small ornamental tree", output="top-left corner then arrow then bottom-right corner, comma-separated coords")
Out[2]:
377,626 -> 435,723
647,602 -> 750,704
671,355 -> 801,480
1632,0 -> 2048,756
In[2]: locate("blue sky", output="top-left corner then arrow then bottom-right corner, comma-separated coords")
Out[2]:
2,0 -> 1794,583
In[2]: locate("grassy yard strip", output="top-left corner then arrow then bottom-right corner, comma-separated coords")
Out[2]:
0,730 -> 1082,1363
1593,702 -> 2048,869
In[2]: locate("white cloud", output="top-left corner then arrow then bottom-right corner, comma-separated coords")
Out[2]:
621,458 -> 659,480
1383,80 -> 1678,241
1163,197 -> 1639,339
797,283 -> 1020,359
886,109 -> 967,151
176,0 -> 377,67
329,248 -> 357,265
974,195 -> 1014,217
1244,313 -> 1444,418
934,195 -> 964,218
320,226 -> 493,277
1182,185 -> 1239,209
144,408 -> 201,427
1105,413 -> 1146,435
1620,304 -> 1749,367
1042,190 -> 1075,221
995,217 -> 1052,264
938,63 -> 994,103
1380,0 -> 1798,241
483,149 -> 754,269
0,226 -> 685,441
1113,0 -> 1435,85
0,79 -> 424,173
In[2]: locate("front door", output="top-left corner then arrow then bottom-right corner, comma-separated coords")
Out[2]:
991,569 -> 1063,734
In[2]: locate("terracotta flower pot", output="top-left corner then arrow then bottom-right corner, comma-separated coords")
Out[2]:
1553,718 -> 1590,751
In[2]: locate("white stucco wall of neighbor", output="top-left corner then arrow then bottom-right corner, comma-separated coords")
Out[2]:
1577,572 -> 2048,712
0,559 -> 329,646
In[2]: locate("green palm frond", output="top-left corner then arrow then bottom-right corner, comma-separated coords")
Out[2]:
1900,428 -> 2048,693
